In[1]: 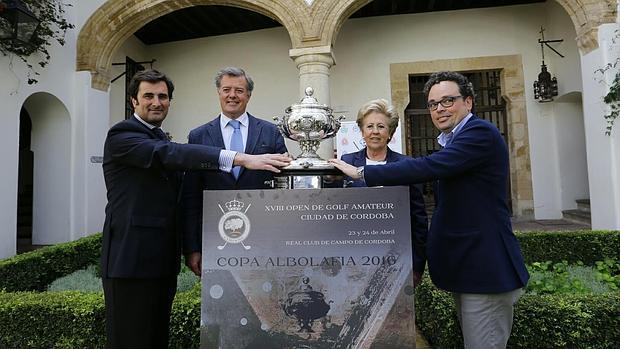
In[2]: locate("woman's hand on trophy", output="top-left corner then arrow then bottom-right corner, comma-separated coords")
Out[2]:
234,153 -> 291,172
329,159 -> 361,179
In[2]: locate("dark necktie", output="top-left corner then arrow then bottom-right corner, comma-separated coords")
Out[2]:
229,120 -> 243,179
154,128 -> 168,141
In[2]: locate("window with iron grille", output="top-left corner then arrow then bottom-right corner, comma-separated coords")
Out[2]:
404,70 -> 511,215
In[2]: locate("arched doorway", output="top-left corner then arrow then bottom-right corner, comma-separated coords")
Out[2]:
17,108 -> 34,253
553,91 -> 589,223
21,93 -> 71,246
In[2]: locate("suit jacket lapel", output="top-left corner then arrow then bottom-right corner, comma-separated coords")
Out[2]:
238,114 -> 263,180
206,117 -> 225,148
245,114 -> 262,154
385,148 -> 400,163
130,116 -> 159,140
352,149 -> 366,167
206,116 -> 236,180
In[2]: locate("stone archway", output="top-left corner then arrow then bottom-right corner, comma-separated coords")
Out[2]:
552,0 -> 617,54
328,0 -> 617,54
77,0 -> 299,91
76,0 -> 373,91
77,0 -> 616,91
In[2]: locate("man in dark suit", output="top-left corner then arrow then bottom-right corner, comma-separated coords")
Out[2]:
101,69 -> 290,349
182,67 -> 287,276
330,71 -> 529,349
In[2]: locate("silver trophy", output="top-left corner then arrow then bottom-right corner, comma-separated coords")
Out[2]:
270,87 -> 345,189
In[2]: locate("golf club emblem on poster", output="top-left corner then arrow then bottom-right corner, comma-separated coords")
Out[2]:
217,198 -> 252,250
202,188 -> 416,348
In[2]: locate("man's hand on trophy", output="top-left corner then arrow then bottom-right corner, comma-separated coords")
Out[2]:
234,153 -> 291,172
329,159 -> 361,179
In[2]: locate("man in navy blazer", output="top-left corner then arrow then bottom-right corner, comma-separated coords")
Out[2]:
102,69 -> 289,349
331,71 -> 529,349
182,67 -> 287,276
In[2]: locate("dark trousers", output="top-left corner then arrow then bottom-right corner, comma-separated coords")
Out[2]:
103,276 -> 177,349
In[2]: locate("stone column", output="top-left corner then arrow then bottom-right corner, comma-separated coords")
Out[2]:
579,22 -> 620,229
289,45 -> 336,159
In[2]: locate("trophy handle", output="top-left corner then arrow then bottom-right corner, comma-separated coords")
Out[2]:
323,115 -> 345,138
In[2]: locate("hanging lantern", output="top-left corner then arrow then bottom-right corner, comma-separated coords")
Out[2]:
0,0 -> 41,48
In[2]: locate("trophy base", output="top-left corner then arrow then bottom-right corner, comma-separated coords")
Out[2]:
283,157 -> 336,170
269,160 -> 344,189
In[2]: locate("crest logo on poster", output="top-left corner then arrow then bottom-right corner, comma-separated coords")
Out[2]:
217,199 -> 251,250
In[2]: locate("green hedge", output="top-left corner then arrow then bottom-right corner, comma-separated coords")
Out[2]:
0,233 -> 203,348
0,285 -> 203,349
0,234 -> 102,292
0,291 -> 105,349
517,230 -> 620,265
2,231 -> 619,348
416,230 -> 620,349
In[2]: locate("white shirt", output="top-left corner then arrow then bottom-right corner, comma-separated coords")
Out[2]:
134,113 -> 157,130
365,158 -> 387,166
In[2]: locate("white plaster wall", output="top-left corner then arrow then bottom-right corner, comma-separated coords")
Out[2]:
109,36 -> 150,126
75,72 -> 110,239
580,22 -> 620,229
544,1 -> 582,96
0,2 -> 79,257
552,93 -> 588,209
0,0 -> 110,258
145,28 -> 299,143
25,93 -> 71,244
0,70 -> 21,259
75,0 -> 107,30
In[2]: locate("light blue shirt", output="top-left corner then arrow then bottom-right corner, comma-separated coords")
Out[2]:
218,112 -> 249,172
219,112 -> 249,151
437,113 -> 473,147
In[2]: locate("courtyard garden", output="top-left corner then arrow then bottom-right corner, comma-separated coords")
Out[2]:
1,230 -> 619,348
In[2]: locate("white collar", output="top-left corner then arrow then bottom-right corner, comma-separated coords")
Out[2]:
220,112 -> 249,128
134,113 -> 161,131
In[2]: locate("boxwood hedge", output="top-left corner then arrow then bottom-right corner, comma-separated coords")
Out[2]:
0,234 -> 101,292
415,230 -> 620,349
1,231 -> 619,348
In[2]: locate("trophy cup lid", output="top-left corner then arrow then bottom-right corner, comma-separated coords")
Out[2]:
287,87 -> 332,114
300,87 -> 318,105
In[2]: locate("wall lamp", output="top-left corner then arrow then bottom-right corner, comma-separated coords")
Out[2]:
533,27 -> 564,103
0,0 -> 41,49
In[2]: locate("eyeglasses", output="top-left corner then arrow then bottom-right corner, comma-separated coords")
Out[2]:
427,95 -> 463,111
